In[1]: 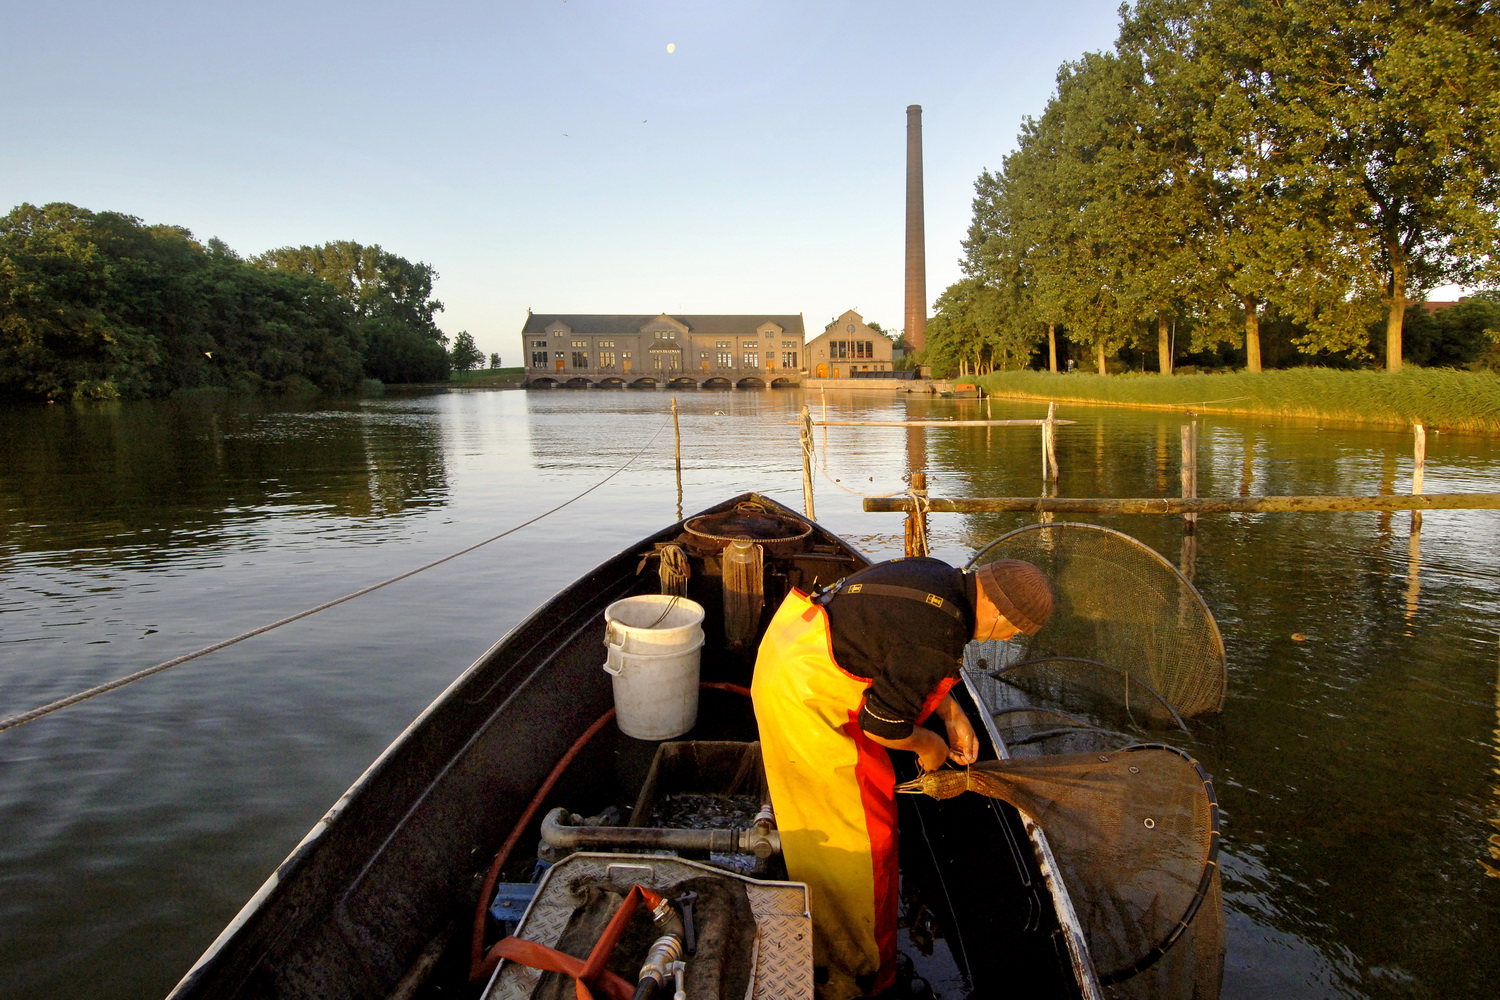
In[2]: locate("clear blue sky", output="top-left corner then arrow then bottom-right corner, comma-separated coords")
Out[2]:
4,1 -> 1133,358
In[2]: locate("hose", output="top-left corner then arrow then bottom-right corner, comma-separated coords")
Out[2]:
468,681 -> 756,984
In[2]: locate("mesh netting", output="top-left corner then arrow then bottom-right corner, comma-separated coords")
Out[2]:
968,523 -> 1226,718
897,745 -> 1223,995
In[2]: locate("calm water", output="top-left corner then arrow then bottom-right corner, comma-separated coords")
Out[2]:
2,387 -> 1497,1000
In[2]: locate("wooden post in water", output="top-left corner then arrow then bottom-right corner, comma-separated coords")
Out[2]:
1181,421 -> 1199,535
1042,402 -> 1059,483
672,397 -> 682,479
672,398 -> 683,519
1412,423 -> 1426,530
905,471 -> 928,558
799,404 -> 816,520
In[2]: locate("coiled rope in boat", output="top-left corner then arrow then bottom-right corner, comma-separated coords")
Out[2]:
0,414 -> 674,734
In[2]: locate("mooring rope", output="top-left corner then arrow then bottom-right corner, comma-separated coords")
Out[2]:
0,415 -> 674,734
801,418 -> 909,500
907,485 -> 931,557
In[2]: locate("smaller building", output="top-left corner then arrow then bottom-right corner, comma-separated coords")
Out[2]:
805,310 -> 896,378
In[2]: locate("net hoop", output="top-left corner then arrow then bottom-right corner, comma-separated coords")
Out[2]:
1098,744 -> 1222,985
966,522 -> 1227,715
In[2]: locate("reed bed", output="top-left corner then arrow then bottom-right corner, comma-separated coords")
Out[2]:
975,368 -> 1500,434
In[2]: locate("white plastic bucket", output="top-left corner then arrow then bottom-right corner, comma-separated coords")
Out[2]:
602,596 -> 706,740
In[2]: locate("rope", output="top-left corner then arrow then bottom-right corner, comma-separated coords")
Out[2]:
656,543 -> 690,597
802,417 -> 909,500
0,415 -> 674,735
907,484 -> 931,558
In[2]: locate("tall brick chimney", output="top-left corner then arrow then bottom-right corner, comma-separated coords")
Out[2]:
904,104 -> 927,353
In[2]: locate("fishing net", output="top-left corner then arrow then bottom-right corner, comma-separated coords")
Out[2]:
897,745 -> 1223,996
968,523 -> 1226,719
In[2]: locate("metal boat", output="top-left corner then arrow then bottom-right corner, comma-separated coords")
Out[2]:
166,493 -> 1120,1000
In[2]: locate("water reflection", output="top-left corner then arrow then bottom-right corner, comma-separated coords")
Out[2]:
1487,652 -> 1500,879
0,395 -> 450,571
1,388 -> 1498,1000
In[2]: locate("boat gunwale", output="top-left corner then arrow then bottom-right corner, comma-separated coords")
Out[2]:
165,492 -> 863,1000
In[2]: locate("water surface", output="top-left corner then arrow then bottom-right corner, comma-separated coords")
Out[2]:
2,387 -> 1496,999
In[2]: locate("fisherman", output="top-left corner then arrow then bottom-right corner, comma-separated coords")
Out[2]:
751,556 -> 1053,999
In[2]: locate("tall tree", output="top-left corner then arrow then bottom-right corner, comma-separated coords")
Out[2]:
256,241 -> 448,382
1215,0 -> 1500,369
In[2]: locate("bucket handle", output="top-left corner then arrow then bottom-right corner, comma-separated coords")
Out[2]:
602,641 -> 624,676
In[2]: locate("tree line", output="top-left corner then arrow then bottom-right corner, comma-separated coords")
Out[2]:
927,0 -> 1500,377
0,202 -> 475,400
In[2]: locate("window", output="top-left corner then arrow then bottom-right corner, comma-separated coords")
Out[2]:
717,352 -> 733,368
571,351 -> 588,368
598,340 -> 615,348
571,340 -> 587,348
742,351 -> 758,368
655,331 -> 677,340
783,340 -> 798,348
621,351 -> 632,359
532,340 -> 547,348
783,351 -> 798,368
531,351 -> 549,367
828,340 -> 874,360
598,351 -> 616,369
716,341 -> 731,349
653,356 -> 664,371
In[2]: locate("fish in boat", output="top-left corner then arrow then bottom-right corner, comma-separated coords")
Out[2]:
165,494 -> 1221,1000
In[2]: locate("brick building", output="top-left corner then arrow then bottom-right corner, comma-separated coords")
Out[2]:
804,309 -> 896,378
522,313 -> 806,387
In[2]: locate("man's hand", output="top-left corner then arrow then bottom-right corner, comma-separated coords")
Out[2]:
936,694 -> 979,765
866,725 -> 951,771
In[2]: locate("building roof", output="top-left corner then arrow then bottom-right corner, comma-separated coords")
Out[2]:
522,313 -> 805,337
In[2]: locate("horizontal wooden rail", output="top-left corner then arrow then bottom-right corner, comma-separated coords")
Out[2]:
792,419 -> 1078,428
863,493 -> 1500,515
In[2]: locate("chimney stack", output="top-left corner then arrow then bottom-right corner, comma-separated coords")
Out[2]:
904,104 -> 927,353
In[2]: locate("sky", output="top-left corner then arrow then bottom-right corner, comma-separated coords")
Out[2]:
2,1 -> 1134,358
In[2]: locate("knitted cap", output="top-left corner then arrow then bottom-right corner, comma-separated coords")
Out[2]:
972,559 -> 1053,635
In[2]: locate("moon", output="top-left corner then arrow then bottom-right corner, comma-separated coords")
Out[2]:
666,42 -> 675,53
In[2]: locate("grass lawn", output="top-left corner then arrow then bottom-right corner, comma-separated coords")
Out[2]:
975,367 -> 1500,434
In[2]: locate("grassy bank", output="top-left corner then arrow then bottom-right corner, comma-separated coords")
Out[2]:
449,367 -> 526,387
975,368 -> 1500,434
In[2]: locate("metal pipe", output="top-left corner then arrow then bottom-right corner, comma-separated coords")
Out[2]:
539,808 -> 781,856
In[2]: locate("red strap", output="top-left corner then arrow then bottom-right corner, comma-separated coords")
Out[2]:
484,884 -> 645,1000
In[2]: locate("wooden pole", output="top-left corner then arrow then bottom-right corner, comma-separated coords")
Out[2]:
1412,422 -> 1426,530
672,397 -> 683,520
1181,421 -> 1198,535
905,471 -> 928,558
796,419 -> 1076,428
1043,402 -> 1059,483
862,493 -> 1500,514
799,404 -> 816,520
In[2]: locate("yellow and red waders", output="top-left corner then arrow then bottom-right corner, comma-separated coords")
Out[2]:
752,589 -> 955,1000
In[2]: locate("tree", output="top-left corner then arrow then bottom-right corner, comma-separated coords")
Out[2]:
0,203 -> 370,399
449,330 -> 483,372
256,241 -> 449,382
488,352 -> 501,369
362,316 -> 449,383
1210,0 -> 1500,370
